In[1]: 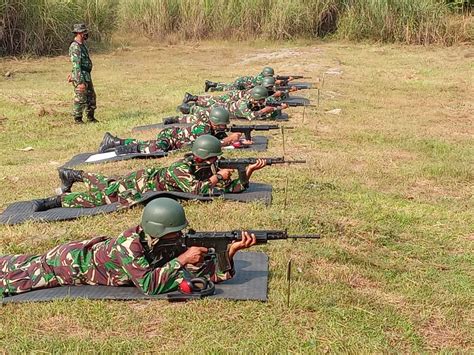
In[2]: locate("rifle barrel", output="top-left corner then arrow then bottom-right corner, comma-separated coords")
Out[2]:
288,234 -> 321,239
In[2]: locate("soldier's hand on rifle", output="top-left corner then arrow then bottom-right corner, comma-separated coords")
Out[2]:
209,169 -> 233,185
177,246 -> 208,266
241,139 -> 253,146
222,132 -> 242,146
280,103 -> 289,109
67,74 -> 73,83
228,231 -> 257,259
245,158 -> 267,179
260,106 -> 275,114
218,169 -> 233,180
289,86 -> 298,92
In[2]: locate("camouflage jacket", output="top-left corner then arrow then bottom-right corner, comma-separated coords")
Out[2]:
234,73 -> 265,89
155,156 -> 247,194
228,99 -> 273,121
215,89 -> 251,103
177,111 -> 211,124
156,122 -> 213,150
0,225 -> 233,297
69,41 -> 92,83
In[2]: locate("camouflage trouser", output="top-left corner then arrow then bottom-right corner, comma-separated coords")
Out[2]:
196,96 -> 219,107
0,253 -> 61,296
189,105 -> 215,116
61,170 -> 159,208
211,77 -> 252,92
211,83 -> 237,92
122,138 -> 169,154
73,80 -> 96,120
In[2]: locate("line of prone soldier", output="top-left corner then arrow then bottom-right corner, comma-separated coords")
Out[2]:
1,24 -> 315,299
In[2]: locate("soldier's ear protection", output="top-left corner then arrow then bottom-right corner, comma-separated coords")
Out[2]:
178,277 -> 215,297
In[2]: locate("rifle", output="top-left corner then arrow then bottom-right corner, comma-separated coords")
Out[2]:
216,157 -> 305,185
276,84 -> 313,91
182,229 -> 320,272
276,75 -> 311,80
266,101 -> 314,108
228,124 -> 281,140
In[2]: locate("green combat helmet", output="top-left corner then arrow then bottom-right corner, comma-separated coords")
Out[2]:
209,107 -> 230,125
262,66 -> 275,77
250,86 -> 269,100
262,76 -> 276,88
141,198 -> 188,238
192,135 -> 223,159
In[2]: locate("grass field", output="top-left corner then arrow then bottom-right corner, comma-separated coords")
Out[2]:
0,39 -> 473,352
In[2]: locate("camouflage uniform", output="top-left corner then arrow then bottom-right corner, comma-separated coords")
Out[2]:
123,122 -> 213,154
195,89 -> 251,108
189,96 -> 278,121
69,40 -> 96,121
211,73 -> 265,92
61,157 -> 246,208
0,225 -> 233,297
176,111 -> 211,124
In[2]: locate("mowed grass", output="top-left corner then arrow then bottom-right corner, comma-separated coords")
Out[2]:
0,40 -> 473,352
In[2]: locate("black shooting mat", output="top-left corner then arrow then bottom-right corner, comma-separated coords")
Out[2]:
61,150 -> 168,169
288,82 -> 312,90
62,142 -> 268,170
132,122 -> 191,132
1,252 -> 269,303
0,183 -> 272,225
281,96 -> 311,106
231,112 -> 290,122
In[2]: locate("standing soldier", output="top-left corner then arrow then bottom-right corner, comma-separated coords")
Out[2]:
68,23 -> 98,124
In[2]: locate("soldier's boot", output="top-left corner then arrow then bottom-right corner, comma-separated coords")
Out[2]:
115,144 -> 140,155
177,103 -> 191,114
163,116 -> 180,125
205,80 -> 217,92
182,92 -> 198,104
99,132 -> 124,153
74,116 -> 84,124
87,112 -> 99,123
58,168 -> 84,193
32,196 -> 62,212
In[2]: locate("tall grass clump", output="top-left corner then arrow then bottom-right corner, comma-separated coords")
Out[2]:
119,0 -> 342,40
337,0 -> 472,45
119,0 -> 472,44
0,0 -> 120,56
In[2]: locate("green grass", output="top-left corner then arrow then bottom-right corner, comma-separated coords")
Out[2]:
0,41 -> 473,352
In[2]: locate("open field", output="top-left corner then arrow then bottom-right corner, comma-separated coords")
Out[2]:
0,40 -> 473,352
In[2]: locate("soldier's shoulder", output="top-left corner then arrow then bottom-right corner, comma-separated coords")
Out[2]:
69,41 -> 80,49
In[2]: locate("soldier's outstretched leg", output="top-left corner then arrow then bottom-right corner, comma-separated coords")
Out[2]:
85,81 -> 98,123
72,83 -> 87,123
58,168 -> 84,193
99,132 -> 124,153
0,254 -> 61,295
205,80 -> 218,92
61,170 -> 155,208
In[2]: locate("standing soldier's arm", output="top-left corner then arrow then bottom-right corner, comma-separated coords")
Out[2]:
69,43 -> 84,84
